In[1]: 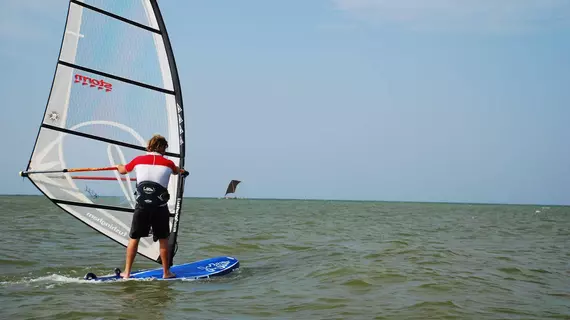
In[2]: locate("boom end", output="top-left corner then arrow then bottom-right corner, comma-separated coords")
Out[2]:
19,171 -> 28,177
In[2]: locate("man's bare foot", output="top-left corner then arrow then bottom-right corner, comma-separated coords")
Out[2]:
163,271 -> 176,279
120,272 -> 130,279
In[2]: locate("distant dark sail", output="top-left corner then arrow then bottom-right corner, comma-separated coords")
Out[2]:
225,180 -> 241,196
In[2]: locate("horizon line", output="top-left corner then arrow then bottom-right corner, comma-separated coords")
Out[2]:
0,193 -> 567,207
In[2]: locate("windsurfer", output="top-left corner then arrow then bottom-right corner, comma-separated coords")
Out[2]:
115,134 -> 188,279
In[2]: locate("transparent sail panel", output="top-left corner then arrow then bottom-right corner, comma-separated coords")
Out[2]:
29,129 -> 176,261
30,126 -> 179,209
31,130 -> 136,205
44,64 -> 179,153
83,0 -> 160,28
59,204 -> 162,259
61,2 -> 173,90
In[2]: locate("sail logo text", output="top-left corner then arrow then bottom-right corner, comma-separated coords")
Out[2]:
74,74 -> 113,92
85,212 -> 127,237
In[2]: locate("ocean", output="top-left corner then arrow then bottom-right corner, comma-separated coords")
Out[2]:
1,195 -> 568,319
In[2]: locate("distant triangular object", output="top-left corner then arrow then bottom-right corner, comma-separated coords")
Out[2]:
224,180 -> 241,197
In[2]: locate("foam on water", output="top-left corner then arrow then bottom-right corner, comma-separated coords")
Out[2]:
1,267 -> 242,286
1,274 -> 94,286
0,273 -> 186,286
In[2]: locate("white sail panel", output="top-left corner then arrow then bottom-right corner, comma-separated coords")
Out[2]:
83,0 -> 159,28
61,2 -> 173,90
26,0 -> 183,262
44,65 -> 175,152
60,204 -> 158,259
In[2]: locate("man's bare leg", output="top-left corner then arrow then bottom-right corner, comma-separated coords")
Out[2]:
159,238 -> 175,278
120,238 -> 139,278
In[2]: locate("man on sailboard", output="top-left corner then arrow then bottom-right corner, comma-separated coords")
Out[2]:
115,134 -> 188,279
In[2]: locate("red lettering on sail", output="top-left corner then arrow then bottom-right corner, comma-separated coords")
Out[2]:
74,74 -> 113,92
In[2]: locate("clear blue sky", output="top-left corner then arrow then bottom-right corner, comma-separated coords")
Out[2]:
2,0 -> 570,205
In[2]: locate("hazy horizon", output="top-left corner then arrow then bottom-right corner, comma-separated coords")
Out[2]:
1,193 -> 564,207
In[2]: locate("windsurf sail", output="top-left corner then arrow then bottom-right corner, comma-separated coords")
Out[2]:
23,0 -> 185,265
224,180 -> 241,197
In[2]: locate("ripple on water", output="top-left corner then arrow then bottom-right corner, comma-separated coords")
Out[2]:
497,267 -> 525,275
341,278 -> 373,288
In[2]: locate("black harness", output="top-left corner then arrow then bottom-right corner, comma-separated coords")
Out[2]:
135,181 -> 170,208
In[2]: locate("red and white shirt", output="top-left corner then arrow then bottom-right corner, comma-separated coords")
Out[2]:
125,152 -> 176,188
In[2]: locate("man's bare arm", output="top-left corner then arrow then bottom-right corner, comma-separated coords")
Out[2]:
116,165 -> 128,174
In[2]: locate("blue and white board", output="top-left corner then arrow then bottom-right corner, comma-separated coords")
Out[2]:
85,256 -> 239,281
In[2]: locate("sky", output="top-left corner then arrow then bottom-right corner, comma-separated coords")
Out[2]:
1,0 -> 570,205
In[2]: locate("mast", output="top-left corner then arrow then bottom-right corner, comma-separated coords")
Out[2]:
149,0 -> 185,267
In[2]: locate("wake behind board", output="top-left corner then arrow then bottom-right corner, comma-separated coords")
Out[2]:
85,256 -> 239,282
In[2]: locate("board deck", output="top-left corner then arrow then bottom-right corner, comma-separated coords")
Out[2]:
85,256 -> 239,281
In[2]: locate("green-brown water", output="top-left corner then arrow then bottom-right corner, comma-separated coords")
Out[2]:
1,195 -> 569,319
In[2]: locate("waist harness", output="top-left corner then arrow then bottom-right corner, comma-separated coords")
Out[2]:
135,181 -> 170,208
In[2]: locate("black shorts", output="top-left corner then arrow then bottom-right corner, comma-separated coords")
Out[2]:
129,204 -> 170,241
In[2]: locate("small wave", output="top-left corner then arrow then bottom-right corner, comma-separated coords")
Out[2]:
547,292 -> 570,297
284,302 -> 347,312
317,297 -> 351,304
529,268 -> 551,274
396,232 -> 419,237
241,233 -> 276,241
498,229 -> 519,236
495,256 -> 513,261
417,282 -> 452,292
385,239 -> 409,246
416,260 -> 452,266
363,252 -> 384,259
342,278 -> 372,287
408,300 -> 462,309
281,244 -> 313,251
521,279 -> 548,285
497,267 -> 524,275
489,307 -> 535,316
387,248 -> 422,255
326,251 -> 344,257
371,272 -> 407,282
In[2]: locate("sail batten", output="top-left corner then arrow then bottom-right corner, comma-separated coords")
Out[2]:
70,0 -> 161,34
41,124 -> 181,158
53,199 -> 135,213
24,0 -> 185,264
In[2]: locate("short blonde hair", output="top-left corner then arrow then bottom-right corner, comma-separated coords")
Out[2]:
147,135 -> 168,153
